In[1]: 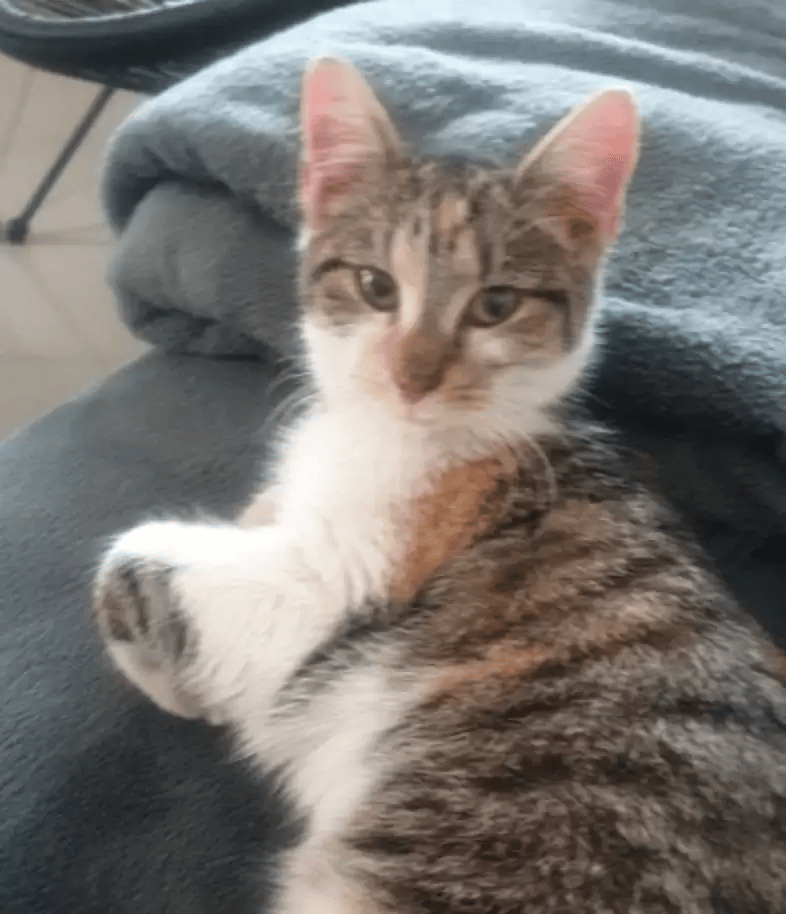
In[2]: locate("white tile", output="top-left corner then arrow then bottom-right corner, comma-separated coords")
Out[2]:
0,64 -> 143,225
0,60 -> 148,433
7,68 -> 105,146
0,56 -> 33,166
23,243 -> 146,361
34,89 -> 143,215
0,246 -> 88,357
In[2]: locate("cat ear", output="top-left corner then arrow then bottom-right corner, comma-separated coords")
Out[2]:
517,90 -> 639,245
300,57 -> 403,228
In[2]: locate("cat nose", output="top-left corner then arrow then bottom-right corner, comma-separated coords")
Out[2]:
386,329 -> 457,404
393,366 -> 443,404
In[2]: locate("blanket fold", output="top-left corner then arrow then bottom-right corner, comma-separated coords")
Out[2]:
103,0 -> 786,639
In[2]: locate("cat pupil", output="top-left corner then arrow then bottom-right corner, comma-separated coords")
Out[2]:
357,267 -> 397,311
477,286 -> 519,325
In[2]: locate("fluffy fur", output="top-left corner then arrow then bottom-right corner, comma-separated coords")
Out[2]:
94,59 -> 786,913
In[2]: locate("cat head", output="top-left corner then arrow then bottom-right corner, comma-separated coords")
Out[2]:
297,58 -> 638,442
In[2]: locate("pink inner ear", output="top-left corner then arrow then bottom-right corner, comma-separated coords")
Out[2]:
301,64 -> 376,225
572,154 -> 631,239
301,115 -> 371,225
303,71 -> 348,157
554,92 -> 638,241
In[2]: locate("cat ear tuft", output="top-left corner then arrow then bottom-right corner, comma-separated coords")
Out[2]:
518,90 -> 639,244
300,57 -> 403,228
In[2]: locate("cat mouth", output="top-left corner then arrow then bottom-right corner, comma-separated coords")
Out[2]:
386,387 -> 485,428
376,384 -> 443,425
355,366 -> 485,426
385,395 -> 439,425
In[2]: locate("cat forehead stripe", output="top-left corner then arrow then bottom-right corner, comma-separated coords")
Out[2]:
390,212 -> 430,330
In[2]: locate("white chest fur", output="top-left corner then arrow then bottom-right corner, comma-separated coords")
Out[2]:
273,406 -> 437,606
232,408 -> 442,835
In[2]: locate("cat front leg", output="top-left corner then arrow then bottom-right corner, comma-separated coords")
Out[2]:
93,519 -> 349,725
93,543 -> 205,719
238,484 -> 282,527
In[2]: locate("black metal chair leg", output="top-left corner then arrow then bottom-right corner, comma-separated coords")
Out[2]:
3,85 -> 115,245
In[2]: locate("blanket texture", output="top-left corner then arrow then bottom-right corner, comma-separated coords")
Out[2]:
104,0 -> 786,639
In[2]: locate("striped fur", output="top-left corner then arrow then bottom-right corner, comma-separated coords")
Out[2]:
93,59 -> 786,914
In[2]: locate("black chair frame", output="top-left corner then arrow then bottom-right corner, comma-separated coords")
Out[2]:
0,0 -> 350,243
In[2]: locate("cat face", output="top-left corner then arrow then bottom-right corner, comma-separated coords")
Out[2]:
298,59 -> 638,438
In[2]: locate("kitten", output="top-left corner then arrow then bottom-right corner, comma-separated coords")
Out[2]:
93,58 -> 786,913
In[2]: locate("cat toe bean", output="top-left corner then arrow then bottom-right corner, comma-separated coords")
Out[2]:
93,546 -> 204,719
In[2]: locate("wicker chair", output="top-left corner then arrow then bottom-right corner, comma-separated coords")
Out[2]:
0,0 -> 350,242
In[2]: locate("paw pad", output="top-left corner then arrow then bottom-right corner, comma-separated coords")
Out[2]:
94,558 -> 193,663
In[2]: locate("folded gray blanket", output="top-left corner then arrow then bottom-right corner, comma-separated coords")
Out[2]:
103,0 -> 786,637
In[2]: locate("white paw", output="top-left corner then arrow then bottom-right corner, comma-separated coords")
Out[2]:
93,523 -> 213,720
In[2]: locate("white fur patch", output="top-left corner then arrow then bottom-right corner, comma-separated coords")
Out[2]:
100,282 -> 598,914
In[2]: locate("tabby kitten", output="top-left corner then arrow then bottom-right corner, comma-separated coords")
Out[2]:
94,59 -> 786,913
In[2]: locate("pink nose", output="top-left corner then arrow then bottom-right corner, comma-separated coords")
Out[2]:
381,328 -> 456,405
391,364 -> 444,404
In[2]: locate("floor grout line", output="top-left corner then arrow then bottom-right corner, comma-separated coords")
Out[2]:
0,66 -> 35,184
0,59 -> 146,435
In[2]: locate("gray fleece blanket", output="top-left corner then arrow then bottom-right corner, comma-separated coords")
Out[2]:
103,0 -> 786,636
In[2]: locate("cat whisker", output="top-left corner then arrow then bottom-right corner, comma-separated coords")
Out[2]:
261,384 -> 316,437
519,433 -> 558,509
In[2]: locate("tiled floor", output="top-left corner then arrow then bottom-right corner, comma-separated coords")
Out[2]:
0,56 -> 147,437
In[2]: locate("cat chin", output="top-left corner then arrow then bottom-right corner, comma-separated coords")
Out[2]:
309,366 -> 577,451
303,320 -> 594,452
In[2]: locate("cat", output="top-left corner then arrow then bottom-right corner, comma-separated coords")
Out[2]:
93,58 -> 786,913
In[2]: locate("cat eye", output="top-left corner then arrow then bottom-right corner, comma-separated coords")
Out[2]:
468,286 -> 522,327
355,267 -> 398,312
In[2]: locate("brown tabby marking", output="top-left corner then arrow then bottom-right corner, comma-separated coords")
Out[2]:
428,594 -> 687,702
390,454 -> 514,602
300,163 -> 597,399
340,426 -> 786,914
508,296 -> 569,360
427,645 -> 554,701
291,69 -> 786,913
95,63 -> 786,913
765,645 -> 786,685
